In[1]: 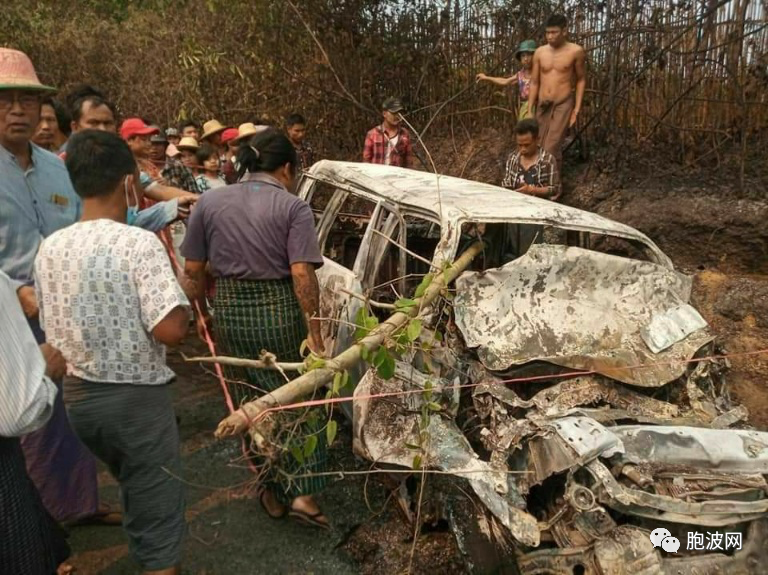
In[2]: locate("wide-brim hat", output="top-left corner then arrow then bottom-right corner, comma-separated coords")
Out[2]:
177,136 -> 199,151
0,48 -> 56,92
233,122 -> 260,142
515,40 -> 537,61
201,119 -> 227,141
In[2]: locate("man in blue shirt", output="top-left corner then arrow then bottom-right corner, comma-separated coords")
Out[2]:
0,48 -> 125,528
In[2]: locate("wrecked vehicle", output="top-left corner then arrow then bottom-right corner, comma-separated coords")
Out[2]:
297,161 -> 768,574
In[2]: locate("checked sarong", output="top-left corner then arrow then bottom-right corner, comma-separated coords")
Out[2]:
214,278 -> 328,503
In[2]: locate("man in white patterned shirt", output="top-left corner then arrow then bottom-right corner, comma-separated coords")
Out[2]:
35,130 -> 190,575
501,118 -> 561,201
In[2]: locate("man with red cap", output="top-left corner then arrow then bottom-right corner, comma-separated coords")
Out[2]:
120,117 -> 198,264
220,127 -> 239,184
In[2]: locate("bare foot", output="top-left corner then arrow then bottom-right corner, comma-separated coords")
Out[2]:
289,495 -> 329,529
57,562 -> 75,575
258,487 -> 287,519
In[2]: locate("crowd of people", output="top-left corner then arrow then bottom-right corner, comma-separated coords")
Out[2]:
1,12 -> 584,575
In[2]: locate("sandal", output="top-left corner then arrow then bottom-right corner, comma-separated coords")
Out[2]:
257,486 -> 287,519
288,508 -> 330,530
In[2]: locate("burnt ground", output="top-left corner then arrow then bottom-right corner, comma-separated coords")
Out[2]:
68,136 -> 768,573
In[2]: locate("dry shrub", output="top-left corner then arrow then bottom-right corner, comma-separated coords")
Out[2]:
1,0 -> 766,175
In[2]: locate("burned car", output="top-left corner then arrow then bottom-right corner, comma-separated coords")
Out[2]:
297,161 -> 768,574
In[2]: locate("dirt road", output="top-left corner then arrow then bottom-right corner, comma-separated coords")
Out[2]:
67,336 -> 465,574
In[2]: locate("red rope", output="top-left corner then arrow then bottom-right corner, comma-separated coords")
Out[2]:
159,228 -> 235,414
232,346 -> 768,425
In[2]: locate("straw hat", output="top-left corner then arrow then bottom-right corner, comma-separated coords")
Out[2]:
0,48 -> 56,92
233,122 -> 269,142
200,119 -> 227,141
177,136 -> 199,151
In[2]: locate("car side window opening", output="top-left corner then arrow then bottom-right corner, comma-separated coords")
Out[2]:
367,212 -> 442,308
458,222 -> 657,271
310,183 -> 378,270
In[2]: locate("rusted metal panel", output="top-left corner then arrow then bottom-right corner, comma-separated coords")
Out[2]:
453,245 -> 714,387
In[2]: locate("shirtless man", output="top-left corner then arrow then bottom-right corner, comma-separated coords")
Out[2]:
528,14 -> 586,169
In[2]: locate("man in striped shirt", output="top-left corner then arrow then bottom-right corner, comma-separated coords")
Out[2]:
0,269 -> 72,574
501,119 -> 561,201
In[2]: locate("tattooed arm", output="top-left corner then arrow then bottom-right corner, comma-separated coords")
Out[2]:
290,262 -> 324,355
181,259 -> 211,342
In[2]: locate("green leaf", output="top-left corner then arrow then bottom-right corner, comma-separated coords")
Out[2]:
373,346 -> 389,367
377,355 -> 396,379
332,372 -> 342,395
304,435 -> 318,458
405,442 -> 422,450
406,319 -> 422,342
428,401 -> 442,412
432,330 -> 443,342
360,346 -> 370,362
341,370 -> 350,389
326,420 -> 338,446
414,273 -> 434,299
395,298 -> 417,310
291,446 -> 305,464
354,307 -> 371,340
308,358 -> 326,371
412,455 -> 422,470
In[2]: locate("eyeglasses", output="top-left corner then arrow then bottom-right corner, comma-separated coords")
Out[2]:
0,91 -> 41,111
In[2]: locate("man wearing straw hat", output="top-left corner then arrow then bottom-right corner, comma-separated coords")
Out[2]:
200,118 -> 227,147
476,39 -> 537,119
222,122 -> 264,183
0,47 -> 132,533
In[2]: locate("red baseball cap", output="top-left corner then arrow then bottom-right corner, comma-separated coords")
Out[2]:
221,128 -> 239,144
120,118 -> 159,140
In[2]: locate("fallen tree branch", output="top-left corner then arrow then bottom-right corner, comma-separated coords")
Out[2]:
184,354 -> 305,372
214,241 -> 485,440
